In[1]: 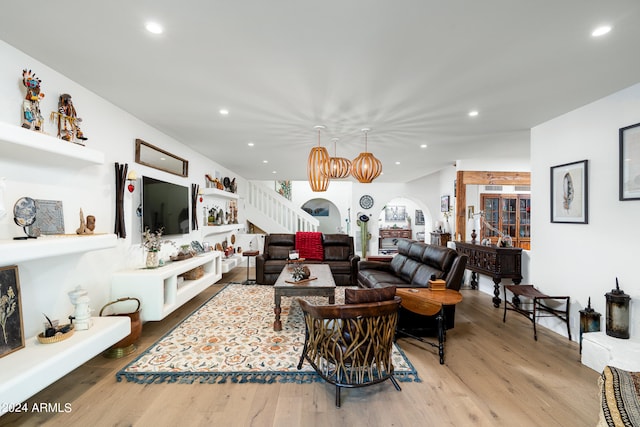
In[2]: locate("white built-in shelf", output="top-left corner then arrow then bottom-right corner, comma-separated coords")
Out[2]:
111,252 -> 222,322
203,224 -> 245,236
0,234 -> 118,265
202,187 -> 239,200
0,121 -> 104,166
0,316 -> 130,415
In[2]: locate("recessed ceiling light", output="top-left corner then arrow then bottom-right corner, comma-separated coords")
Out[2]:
219,109 -> 229,116
272,171 -> 277,174
420,144 -> 427,148
592,25 -> 612,37
395,161 -> 401,165
247,142 -> 254,147
145,22 -> 164,34
262,160 -> 268,163
468,110 -> 479,117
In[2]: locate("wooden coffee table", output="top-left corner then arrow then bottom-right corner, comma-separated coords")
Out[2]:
273,264 -> 335,331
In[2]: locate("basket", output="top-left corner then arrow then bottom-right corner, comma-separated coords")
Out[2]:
182,266 -> 204,280
100,297 -> 142,358
37,325 -> 75,344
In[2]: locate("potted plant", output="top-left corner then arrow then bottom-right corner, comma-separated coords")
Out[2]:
142,227 -> 172,268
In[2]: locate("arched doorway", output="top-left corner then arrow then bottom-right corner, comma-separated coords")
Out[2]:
301,198 -> 342,234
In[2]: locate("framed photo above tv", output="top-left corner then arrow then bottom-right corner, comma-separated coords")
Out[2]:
550,159 -> 588,224
619,121 -> 640,201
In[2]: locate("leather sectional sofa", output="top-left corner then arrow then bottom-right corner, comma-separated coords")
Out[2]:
357,238 -> 468,330
256,233 -> 360,286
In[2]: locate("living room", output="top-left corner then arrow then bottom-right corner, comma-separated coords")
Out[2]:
1,2 -> 640,425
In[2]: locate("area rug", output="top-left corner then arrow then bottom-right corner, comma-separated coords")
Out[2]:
598,365 -> 640,427
116,284 -> 420,384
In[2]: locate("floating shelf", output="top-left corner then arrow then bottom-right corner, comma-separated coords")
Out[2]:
201,187 -> 239,200
202,224 -> 245,236
0,316 -> 130,415
0,121 -> 104,166
0,234 -> 118,265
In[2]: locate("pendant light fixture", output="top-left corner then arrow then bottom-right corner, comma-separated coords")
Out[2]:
327,137 -> 351,179
307,125 -> 330,192
351,128 -> 382,183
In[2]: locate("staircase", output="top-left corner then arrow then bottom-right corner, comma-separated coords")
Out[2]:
244,181 -> 318,234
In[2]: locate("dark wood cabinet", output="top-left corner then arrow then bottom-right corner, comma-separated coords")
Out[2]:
379,229 -> 412,251
430,232 -> 451,247
455,241 -> 522,307
481,194 -> 530,250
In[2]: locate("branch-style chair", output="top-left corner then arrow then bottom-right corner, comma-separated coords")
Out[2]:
296,296 -> 402,407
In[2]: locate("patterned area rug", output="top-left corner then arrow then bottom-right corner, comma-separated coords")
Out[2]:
599,365 -> 640,426
116,284 -> 420,384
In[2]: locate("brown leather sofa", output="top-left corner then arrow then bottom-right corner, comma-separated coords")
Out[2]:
256,233 -> 360,286
357,239 -> 468,329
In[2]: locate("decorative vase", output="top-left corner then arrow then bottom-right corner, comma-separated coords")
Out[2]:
146,250 -> 160,268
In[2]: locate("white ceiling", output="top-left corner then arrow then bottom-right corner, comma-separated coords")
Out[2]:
2,1 -> 639,183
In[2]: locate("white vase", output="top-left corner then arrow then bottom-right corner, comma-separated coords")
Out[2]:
146,250 -> 160,268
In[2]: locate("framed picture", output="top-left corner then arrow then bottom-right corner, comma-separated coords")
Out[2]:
414,209 -> 425,225
440,195 -> 450,212
302,199 -> 329,216
619,122 -> 640,201
385,205 -> 406,221
0,265 -> 24,358
550,159 -> 588,224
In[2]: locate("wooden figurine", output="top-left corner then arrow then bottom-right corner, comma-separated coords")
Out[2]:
50,93 -> 88,144
21,69 -> 45,131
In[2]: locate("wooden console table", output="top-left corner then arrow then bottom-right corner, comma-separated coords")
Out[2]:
455,242 -> 522,307
379,228 -> 412,250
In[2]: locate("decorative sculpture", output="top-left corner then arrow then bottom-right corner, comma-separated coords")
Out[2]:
76,208 -> 95,235
68,287 -> 93,330
50,93 -> 88,144
21,69 -> 45,131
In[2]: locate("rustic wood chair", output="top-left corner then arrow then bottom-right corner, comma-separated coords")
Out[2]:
296,296 -> 402,407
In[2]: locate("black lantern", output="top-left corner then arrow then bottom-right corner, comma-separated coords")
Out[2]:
605,278 -> 631,339
579,297 -> 601,353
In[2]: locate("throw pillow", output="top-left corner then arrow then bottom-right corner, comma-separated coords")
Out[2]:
295,231 -> 324,261
345,286 -> 397,304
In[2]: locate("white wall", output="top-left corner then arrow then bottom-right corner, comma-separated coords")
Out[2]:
0,41 -> 246,338
531,81 -> 640,340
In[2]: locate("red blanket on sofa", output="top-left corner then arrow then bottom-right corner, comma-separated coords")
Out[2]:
295,232 -> 324,261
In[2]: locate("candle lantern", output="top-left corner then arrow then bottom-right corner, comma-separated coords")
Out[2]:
579,297 -> 601,353
605,278 -> 631,339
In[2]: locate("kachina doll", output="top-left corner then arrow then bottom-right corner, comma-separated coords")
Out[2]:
21,69 -> 45,131
50,93 -> 88,143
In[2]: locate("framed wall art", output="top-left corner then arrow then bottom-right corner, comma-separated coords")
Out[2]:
440,195 -> 450,212
0,265 -> 24,358
550,159 -> 588,224
385,205 -> 406,221
414,209 -> 425,225
619,122 -> 640,201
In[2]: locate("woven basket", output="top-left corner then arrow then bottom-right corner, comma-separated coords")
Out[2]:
37,325 -> 75,344
182,266 -> 204,280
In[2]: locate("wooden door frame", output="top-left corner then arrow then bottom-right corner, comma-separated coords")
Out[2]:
455,171 -> 531,241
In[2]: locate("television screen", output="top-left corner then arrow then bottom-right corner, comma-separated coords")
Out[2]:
142,176 -> 190,235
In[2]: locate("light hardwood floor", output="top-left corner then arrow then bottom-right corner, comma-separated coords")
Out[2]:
2,268 -> 600,427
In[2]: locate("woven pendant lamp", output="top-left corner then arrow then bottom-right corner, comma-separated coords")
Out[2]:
327,138 -> 351,179
307,125 -> 330,192
351,128 -> 382,183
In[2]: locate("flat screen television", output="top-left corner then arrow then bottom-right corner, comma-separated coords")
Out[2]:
142,176 -> 190,235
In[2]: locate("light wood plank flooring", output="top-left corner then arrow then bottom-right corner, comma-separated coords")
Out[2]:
2,268 -> 600,426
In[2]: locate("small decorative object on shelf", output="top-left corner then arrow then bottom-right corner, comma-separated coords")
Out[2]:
21,69 -> 45,132
68,286 -> 93,330
142,227 -> 173,268
75,208 -> 95,235
13,196 -> 39,240
579,297 -> 601,353
50,93 -> 88,144
39,313 -> 74,344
